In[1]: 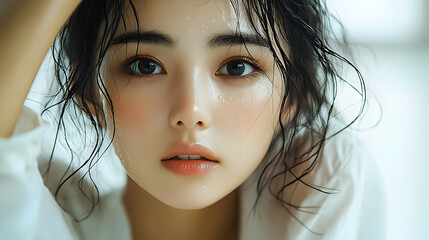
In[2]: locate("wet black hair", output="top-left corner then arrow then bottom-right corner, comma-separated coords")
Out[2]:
45,0 -> 365,227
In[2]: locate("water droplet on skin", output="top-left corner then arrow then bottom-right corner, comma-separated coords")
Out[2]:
189,28 -> 193,32
218,95 -> 226,103
241,98 -> 244,102
202,185 -> 208,189
186,16 -> 190,21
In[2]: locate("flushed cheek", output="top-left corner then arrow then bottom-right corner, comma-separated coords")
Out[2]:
212,82 -> 280,171
114,96 -> 156,132
213,83 -> 278,140
110,89 -> 169,158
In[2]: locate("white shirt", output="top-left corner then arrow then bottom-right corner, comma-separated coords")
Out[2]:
0,106 -> 386,239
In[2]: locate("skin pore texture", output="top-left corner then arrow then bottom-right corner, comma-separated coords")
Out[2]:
100,0 -> 283,239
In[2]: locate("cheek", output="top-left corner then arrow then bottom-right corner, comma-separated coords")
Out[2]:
214,83 -> 279,140
212,81 -> 281,173
114,95 -> 153,132
111,82 -> 167,130
109,86 -> 169,158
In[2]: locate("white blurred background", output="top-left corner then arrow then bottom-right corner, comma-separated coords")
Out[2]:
27,0 -> 429,239
327,0 -> 429,239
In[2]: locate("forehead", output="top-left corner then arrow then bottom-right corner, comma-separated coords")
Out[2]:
118,0 -> 255,36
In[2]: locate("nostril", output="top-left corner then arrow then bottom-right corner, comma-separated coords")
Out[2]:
175,120 -> 204,127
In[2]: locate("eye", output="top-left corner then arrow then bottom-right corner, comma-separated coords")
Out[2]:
216,60 -> 255,77
128,58 -> 165,75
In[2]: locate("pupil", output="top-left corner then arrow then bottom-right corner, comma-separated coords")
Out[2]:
138,60 -> 156,74
227,61 -> 245,76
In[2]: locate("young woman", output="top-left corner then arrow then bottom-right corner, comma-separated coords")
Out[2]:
0,0 -> 385,239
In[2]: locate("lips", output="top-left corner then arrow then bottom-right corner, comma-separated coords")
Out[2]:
162,143 -> 218,161
161,143 -> 219,176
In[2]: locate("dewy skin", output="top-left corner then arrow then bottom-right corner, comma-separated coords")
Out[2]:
101,0 -> 283,210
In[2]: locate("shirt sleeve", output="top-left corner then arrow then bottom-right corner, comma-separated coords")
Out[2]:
239,130 -> 387,240
0,106 -> 79,240
284,132 -> 387,240
314,136 -> 387,239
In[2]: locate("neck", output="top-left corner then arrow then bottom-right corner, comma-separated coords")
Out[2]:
123,177 -> 240,240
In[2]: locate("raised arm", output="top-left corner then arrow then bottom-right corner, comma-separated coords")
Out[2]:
0,0 -> 81,137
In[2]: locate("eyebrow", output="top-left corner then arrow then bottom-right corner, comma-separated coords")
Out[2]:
110,31 -> 269,48
208,33 -> 269,48
111,30 -> 175,46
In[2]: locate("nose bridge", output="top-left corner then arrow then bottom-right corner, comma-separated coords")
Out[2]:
169,64 -> 211,129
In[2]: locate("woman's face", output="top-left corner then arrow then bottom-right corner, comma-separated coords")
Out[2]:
101,0 -> 283,209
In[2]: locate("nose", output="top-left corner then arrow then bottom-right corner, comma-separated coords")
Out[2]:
168,69 -> 211,130
169,105 -> 209,129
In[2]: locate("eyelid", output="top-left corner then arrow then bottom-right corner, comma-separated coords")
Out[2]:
216,56 -> 264,74
122,55 -> 167,75
120,55 -> 264,78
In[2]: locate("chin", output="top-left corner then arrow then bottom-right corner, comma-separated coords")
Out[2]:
157,191 -> 222,210
165,201 -> 215,210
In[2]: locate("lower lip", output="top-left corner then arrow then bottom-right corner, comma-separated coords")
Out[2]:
161,160 -> 219,176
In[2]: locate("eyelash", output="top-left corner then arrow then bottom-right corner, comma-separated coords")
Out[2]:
216,56 -> 264,81
122,55 -> 165,77
121,55 -> 265,80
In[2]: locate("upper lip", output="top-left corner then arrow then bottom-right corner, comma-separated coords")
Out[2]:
162,143 -> 219,162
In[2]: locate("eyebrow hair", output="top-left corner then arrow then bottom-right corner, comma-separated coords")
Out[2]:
208,33 -> 269,48
111,30 -> 175,46
110,31 -> 268,49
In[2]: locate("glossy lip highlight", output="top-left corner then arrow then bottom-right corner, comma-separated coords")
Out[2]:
161,160 -> 219,176
161,143 -> 220,176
